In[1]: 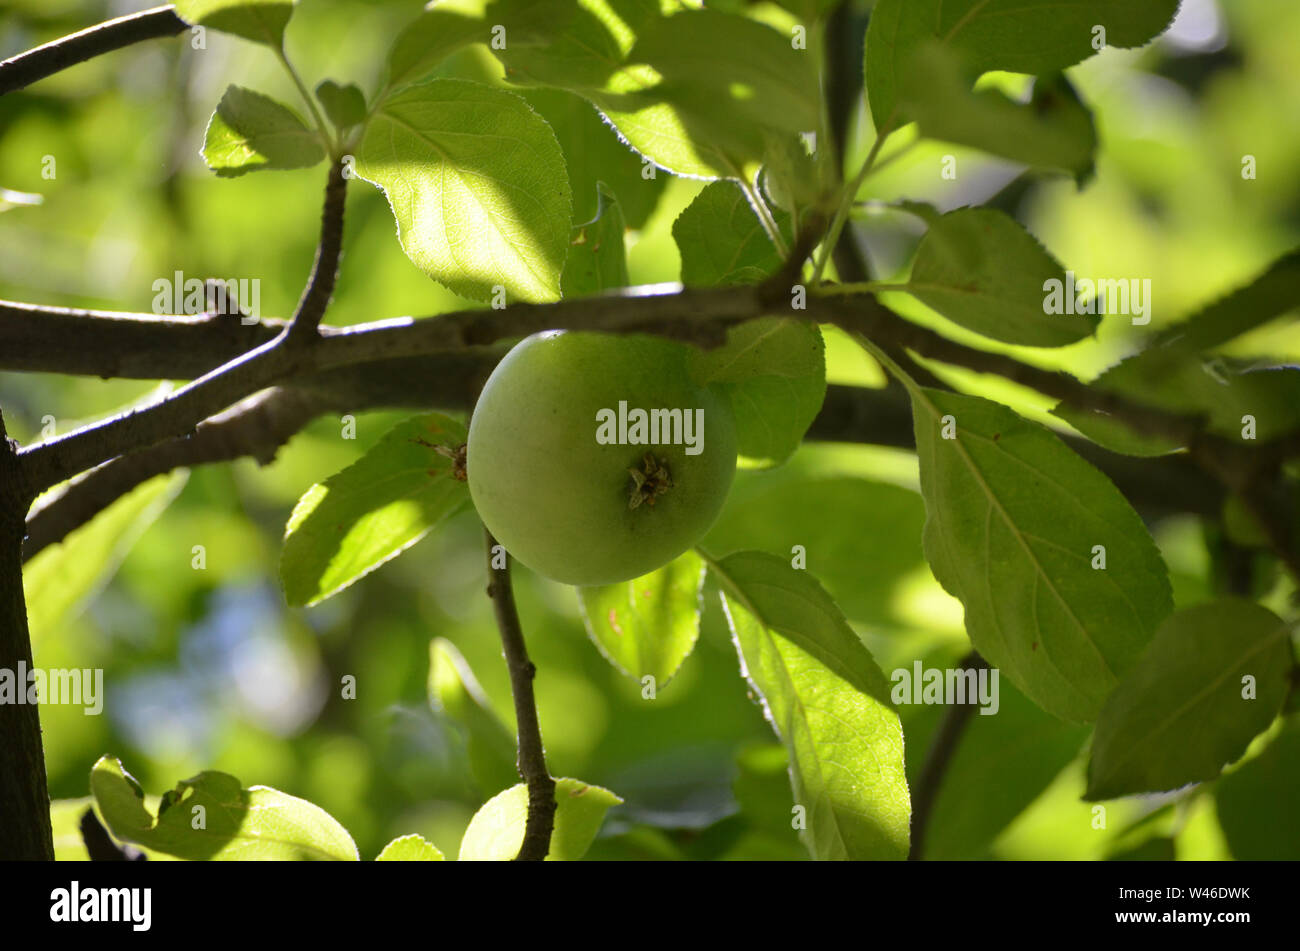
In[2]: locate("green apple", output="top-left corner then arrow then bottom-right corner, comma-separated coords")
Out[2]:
467,331 -> 737,585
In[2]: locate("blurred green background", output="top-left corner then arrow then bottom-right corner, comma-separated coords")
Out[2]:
2,0 -> 1298,860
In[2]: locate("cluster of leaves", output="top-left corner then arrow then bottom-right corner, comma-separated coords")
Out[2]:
38,0 -> 1300,860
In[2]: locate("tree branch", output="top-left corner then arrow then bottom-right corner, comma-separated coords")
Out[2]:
16,157 -> 356,494
0,301 -> 284,378
23,378 -> 1224,567
288,160 -> 348,343
484,531 -> 556,861
23,387 -> 325,560
908,651 -> 988,861
13,283 -> 1289,510
0,408 -> 53,859
0,5 -> 187,96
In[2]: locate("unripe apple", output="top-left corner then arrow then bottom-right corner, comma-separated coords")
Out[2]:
467,331 -> 737,585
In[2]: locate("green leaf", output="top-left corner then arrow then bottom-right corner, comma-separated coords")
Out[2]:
907,207 -> 1096,346
25,471 -> 186,648
202,85 -> 325,177
621,9 -> 820,178
710,550 -> 911,860
315,80 -> 367,131
428,638 -> 518,796
673,181 -> 789,288
91,756 -> 358,860
1086,599 -> 1293,800
375,834 -> 445,861
690,318 -> 826,467
520,88 -> 666,229
491,4 -> 818,179
909,387 -> 1172,723
1050,251 -> 1300,454
1146,249 -> 1300,353
356,78 -> 572,303
703,476 -> 928,630
280,413 -> 469,607
384,1 -> 488,91
561,185 -> 628,298
458,778 -> 622,860
577,549 -> 704,686
173,0 -> 295,48
488,0 -> 652,92
1056,359 -> 1300,457
899,44 -> 1097,180
1216,717 -> 1300,860
864,0 -> 1180,127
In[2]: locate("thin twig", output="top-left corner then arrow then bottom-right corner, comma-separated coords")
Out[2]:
484,530 -> 556,861
0,5 -> 187,96
909,651 -> 988,860
288,160 -> 348,342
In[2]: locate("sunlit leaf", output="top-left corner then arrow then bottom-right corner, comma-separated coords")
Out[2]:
356,79 -> 572,303
711,551 -> 911,860
203,85 -> 324,177
173,0 -> 295,47
577,549 -> 704,686
375,833 -> 445,861
91,756 -> 358,860
459,778 -> 621,860
280,413 -> 469,606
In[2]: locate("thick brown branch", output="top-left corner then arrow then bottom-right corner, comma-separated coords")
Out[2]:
20,331 -> 293,494
0,301 -> 283,378
484,531 -> 556,861
0,5 -> 187,96
8,283 -> 1295,512
23,388 -> 326,561
0,409 -> 53,859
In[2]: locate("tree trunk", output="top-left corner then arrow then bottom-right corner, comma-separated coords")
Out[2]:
0,410 -> 54,860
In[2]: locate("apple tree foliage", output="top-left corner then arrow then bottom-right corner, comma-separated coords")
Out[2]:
5,0 -> 1298,861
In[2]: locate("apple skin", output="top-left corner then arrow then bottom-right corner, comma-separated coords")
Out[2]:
467,331 -> 737,585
